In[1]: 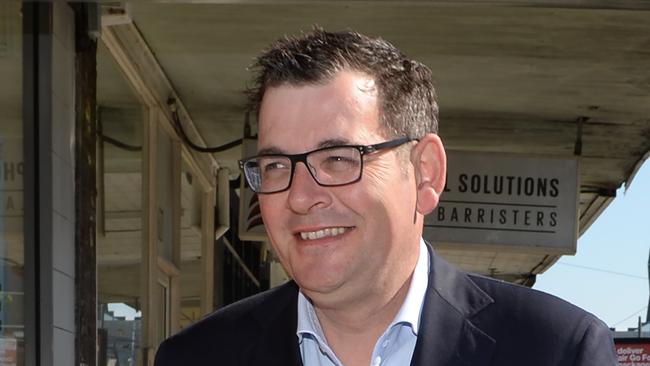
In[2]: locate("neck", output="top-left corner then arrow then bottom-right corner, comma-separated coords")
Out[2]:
317,269 -> 412,332
311,266 -> 415,366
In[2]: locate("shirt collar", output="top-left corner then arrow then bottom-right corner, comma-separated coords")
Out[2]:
296,239 -> 430,339
297,289 -> 326,344
389,238 -> 429,336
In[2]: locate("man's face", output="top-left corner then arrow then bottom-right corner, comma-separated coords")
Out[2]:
257,70 -> 422,305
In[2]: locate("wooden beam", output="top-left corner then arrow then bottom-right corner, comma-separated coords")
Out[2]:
123,0 -> 650,11
170,138 -> 182,333
141,108 -> 158,366
201,189 -> 216,315
578,192 -> 615,236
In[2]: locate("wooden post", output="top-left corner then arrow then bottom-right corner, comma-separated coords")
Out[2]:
201,188 -> 216,315
142,108 -> 158,366
72,3 -> 98,366
170,139 -> 182,334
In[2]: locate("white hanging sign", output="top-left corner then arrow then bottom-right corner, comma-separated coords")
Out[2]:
424,151 -> 579,253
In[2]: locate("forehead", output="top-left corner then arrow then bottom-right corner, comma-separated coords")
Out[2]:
257,71 -> 382,153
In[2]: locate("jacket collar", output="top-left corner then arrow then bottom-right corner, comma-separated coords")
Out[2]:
410,243 -> 496,366
245,281 -> 304,366
246,243 -> 495,366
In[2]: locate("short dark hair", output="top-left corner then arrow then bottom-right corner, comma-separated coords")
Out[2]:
246,28 -> 439,138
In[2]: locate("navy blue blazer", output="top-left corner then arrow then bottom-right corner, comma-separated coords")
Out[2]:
155,245 -> 616,365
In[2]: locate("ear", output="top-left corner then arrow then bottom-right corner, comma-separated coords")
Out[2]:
410,133 -> 446,215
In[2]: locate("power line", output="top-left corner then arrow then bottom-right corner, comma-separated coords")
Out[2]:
556,262 -> 648,280
613,305 -> 648,327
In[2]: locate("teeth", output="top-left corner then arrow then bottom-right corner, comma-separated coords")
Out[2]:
300,227 -> 348,240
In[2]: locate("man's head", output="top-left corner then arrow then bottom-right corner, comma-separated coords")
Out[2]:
247,28 -> 439,140
244,29 -> 446,308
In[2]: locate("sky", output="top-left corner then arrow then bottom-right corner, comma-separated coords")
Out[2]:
535,159 -> 650,331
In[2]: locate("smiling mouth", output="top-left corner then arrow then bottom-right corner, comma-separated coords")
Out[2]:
298,227 -> 351,241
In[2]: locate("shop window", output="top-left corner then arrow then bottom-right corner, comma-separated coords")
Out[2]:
96,41 -> 145,366
179,161 -> 204,328
0,1 -> 24,365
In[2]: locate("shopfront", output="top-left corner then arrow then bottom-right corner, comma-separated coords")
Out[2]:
0,3 -> 269,365
0,2 -> 24,364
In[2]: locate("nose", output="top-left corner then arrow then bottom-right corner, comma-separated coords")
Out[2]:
287,162 -> 332,214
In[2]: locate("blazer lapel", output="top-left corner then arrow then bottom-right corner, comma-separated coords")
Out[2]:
410,245 -> 496,366
243,247 -> 495,366
244,282 -> 303,366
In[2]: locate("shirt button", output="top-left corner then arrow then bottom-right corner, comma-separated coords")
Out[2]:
372,356 -> 382,366
382,340 -> 389,348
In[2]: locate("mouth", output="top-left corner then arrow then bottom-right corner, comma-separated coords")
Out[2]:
298,226 -> 352,241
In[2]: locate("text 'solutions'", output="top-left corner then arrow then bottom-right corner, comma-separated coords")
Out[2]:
424,151 -> 579,253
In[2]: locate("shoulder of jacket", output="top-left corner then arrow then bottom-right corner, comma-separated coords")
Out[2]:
160,281 -> 298,348
467,272 -> 603,331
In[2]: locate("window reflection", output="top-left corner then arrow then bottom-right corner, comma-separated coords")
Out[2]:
96,42 -> 145,366
0,1 -> 24,365
179,161 -> 204,328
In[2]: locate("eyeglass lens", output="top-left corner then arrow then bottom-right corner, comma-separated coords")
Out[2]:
244,146 -> 363,193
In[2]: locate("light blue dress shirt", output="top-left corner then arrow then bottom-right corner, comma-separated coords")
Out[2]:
297,239 -> 430,366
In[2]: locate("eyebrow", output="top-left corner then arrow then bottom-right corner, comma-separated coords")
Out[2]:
256,138 -> 354,156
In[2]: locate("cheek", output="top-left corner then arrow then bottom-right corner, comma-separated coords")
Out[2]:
362,162 -> 414,204
259,196 -> 287,237
341,181 -> 400,231
361,159 -> 395,183
354,174 -> 417,231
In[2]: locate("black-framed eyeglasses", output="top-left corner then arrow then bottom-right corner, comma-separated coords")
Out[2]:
239,137 -> 415,194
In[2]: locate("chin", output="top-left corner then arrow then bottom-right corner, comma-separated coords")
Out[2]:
293,268 -> 343,294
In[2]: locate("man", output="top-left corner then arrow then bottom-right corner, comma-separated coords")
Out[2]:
155,29 -> 616,366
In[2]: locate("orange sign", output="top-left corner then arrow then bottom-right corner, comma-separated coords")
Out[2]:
617,342 -> 650,366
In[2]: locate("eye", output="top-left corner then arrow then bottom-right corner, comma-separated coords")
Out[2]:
321,154 -> 359,172
257,157 -> 290,174
263,160 -> 288,172
326,155 -> 354,163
